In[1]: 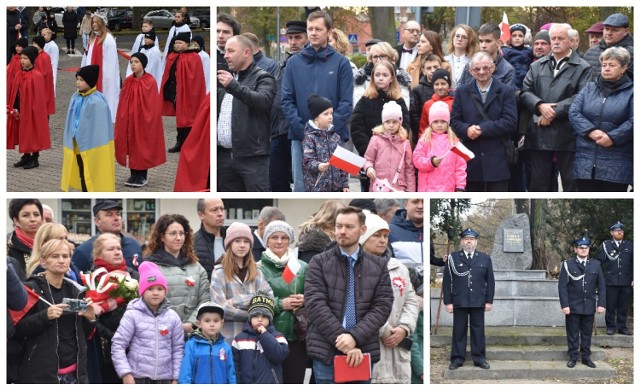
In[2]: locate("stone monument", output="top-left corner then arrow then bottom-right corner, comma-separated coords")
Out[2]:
490,213 -> 533,270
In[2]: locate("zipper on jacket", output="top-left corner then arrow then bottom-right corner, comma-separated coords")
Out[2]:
45,282 -> 62,384
209,344 -> 214,384
271,368 -> 280,384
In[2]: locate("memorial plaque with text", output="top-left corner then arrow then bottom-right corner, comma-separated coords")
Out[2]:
503,228 -> 524,252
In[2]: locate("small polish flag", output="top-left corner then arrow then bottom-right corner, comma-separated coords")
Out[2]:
499,12 -> 511,43
451,141 -> 475,162
328,146 -> 366,176
282,257 -> 301,284
9,285 -> 50,325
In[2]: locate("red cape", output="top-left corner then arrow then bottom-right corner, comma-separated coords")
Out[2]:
174,93 -> 210,191
7,69 -> 51,153
161,51 -> 206,127
34,51 -> 55,115
6,54 -> 21,95
114,73 -> 166,169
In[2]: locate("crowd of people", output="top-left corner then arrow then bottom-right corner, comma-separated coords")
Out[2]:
7,197 -> 425,384
6,7 -> 210,191
217,9 -> 633,192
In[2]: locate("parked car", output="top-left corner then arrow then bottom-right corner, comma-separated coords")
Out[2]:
189,8 -> 210,28
143,9 -> 199,29
107,10 -> 133,31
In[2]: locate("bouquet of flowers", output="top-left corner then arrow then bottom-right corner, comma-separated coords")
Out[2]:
80,268 -> 139,304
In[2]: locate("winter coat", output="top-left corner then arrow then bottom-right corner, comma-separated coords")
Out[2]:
62,10 -> 78,40
372,258 -> 419,384
142,250 -> 210,325
413,131 -> 467,192
520,50 -> 594,152
302,121 -> 349,192
419,92 -> 455,140
178,331 -> 236,384
502,45 -> 533,89
14,274 -> 93,383
353,64 -> 411,108
410,76 -> 434,138
194,224 -> 227,280
569,75 -> 633,185
351,91 -> 410,156
305,245 -> 393,365
363,132 -> 416,191
596,239 -> 633,287
253,50 -> 279,76
216,61 -> 275,157
451,77 -> 518,182
583,33 -> 634,80
558,258 -> 605,315
210,264 -> 273,344
270,53 -> 294,138
281,43 -> 354,141
389,209 -> 423,267
6,230 -> 31,279
111,298 -> 184,380
259,251 -> 308,341
72,233 -> 142,272
409,311 -> 424,383
232,322 -> 289,384
297,228 -> 332,264
458,52 -> 516,90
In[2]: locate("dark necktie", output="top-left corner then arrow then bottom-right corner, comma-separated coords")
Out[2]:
344,256 -> 357,330
480,90 -> 488,104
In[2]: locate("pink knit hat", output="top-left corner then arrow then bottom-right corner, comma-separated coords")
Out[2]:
224,222 -> 254,249
429,101 -> 450,124
138,261 -> 168,295
381,101 -> 403,123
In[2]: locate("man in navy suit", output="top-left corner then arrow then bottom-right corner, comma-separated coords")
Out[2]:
596,221 -> 633,335
558,236 -> 606,368
443,228 -> 495,370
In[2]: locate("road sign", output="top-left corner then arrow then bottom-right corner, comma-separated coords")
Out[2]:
348,34 -> 358,44
266,34 -> 276,41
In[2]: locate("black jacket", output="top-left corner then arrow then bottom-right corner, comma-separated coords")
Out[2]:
305,245 -> 393,364
409,76 -> 434,137
443,250 -> 495,308
583,33 -> 634,80
7,231 -> 31,280
596,239 -> 633,286
194,224 -> 226,280
217,61 -> 276,157
14,274 -> 93,383
558,257 -> 605,314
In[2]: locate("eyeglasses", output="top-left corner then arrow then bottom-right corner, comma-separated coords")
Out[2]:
165,231 -> 186,238
372,55 -> 388,61
455,34 -> 469,40
471,66 -> 492,73
404,28 -> 421,34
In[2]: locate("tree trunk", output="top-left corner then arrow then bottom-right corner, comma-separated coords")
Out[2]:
369,7 -> 397,46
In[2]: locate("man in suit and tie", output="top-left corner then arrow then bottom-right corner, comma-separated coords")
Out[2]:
396,20 -> 421,70
558,236 -> 606,369
596,221 -> 633,335
443,228 -> 495,370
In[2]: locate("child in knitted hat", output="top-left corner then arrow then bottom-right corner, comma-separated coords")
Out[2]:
502,23 -> 533,88
231,291 -> 289,384
111,261 -> 185,384
302,93 -> 350,192
413,100 -> 467,192
419,68 -> 454,137
61,64 -> 115,191
363,100 -> 415,191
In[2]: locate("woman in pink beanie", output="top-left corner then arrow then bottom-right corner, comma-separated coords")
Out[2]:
413,100 -> 467,192
210,222 -> 273,343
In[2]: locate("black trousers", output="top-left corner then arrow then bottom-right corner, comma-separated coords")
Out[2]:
451,307 -> 486,364
466,180 -> 509,192
565,313 -> 594,360
217,147 -> 269,192
605,285 -> 632,331
529,150 -> 576,192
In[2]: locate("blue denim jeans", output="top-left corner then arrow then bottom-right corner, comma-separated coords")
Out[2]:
312,359 -> 372,384
291,139 -> 304,192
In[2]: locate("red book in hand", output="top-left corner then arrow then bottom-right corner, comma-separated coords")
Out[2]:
333,353 -> 372,383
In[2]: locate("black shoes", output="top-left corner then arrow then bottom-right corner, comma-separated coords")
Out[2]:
606,329 -> 615,335
23,154 -> 39,169
567,360 -> 576,368
448,362 -> 462,370
474,361 -> 490,369
618,329 -> 633,335
14,154 -> 29,167
582,358 -> 596,368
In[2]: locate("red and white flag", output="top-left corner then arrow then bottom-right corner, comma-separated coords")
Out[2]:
499,12 -> 511,43
451,141 -> 475,162
9,285 -> 47,325
282,258 -> 301,284
329,146 -> 366,176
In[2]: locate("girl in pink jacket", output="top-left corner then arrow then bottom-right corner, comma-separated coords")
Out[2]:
413,101 -> 467,192
363,101 -> 416,191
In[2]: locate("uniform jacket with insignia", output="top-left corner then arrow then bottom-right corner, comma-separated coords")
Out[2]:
558,257 -> 606,314
443,250 -> 495,308
596,240 -> 633,286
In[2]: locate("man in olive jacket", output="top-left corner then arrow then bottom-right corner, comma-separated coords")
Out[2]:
305,206 -> 393,384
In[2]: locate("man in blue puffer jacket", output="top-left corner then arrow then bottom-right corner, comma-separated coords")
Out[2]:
389,199 -> 424,268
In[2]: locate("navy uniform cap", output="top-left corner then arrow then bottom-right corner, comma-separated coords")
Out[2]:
609,221 -> 624,231
575,236 -> 591,246
286,20 -> 307,34
460,228 -> 479,238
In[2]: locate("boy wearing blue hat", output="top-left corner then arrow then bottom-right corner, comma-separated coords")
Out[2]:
559,235 -> 605,368
596,221 -> 633,335
443,228 -> 495,370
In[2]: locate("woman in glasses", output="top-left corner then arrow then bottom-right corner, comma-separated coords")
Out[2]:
142,214 -> 209,337
354,41 -> 412,105
444,24 -> 478,89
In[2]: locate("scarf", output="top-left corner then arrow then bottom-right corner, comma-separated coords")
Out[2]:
93,257 -> 127,272
264,248 -> 292,267
15,226 -> 34,249
596,74 -> 630,98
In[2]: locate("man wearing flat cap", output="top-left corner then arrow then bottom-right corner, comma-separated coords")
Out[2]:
71,200 -> 143,272
585,22 -> 604,49
443,228 -> 495,370
584,13 -> 633,79
558,235 -> 605,368
596,221 -> 633,335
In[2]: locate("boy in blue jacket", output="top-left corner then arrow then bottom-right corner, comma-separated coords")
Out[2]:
178,301 -> 236,384
232,291 -> 289,383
